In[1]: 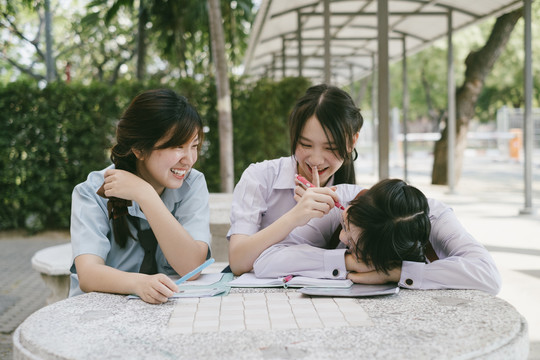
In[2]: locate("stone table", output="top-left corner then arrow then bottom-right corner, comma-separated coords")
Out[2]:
13,288 -> 528,359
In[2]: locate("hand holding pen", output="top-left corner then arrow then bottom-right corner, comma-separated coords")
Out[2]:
295,173 -> 345,210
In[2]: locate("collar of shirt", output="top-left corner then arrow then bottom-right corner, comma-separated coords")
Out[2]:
273,156 -> 299,190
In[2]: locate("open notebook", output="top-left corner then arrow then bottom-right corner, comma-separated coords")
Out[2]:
228,272 -> 353,288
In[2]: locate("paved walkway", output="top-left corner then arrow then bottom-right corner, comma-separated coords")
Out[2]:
1,150 -> 539,359
0,231 -> 69,359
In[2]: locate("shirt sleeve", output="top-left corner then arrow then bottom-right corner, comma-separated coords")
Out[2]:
227,163 -> 270,238
253,207 -> 347,279
172,171 -> 212,246
399,199 -> 502,295
253,244 -> 347,279
70,171 -> 112,262
335,183 -> 366,204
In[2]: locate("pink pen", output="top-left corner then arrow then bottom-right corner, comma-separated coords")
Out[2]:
283,275 -> 294,283
295,174 -> 346,210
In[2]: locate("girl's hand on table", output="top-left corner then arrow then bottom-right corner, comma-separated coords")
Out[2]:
135,274 -> 179,304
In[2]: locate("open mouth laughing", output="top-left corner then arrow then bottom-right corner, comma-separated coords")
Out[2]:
170,168 -> 187,177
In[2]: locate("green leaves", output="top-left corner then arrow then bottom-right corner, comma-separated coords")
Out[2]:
0,81 -> 118,232
0,76 -> 309,231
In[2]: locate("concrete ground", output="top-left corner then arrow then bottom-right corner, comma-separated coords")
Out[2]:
0,231 -> 69,359
1,149 -> 539,359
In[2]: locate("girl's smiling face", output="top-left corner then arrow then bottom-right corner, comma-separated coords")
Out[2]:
295,115 -> 344,186
135,131 -> 199,195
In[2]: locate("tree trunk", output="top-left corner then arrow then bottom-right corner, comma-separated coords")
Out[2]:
431,9 -> 522,185
136,0 -> 148,81
207,0 -> 234,192
44,0 -> 55,82
176,15 -> 188,78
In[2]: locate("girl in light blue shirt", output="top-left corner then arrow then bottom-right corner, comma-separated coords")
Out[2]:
70,89 -> 211,304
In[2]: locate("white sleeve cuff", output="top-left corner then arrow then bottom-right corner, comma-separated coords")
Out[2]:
323,249 -> 348,279
399,261 -> 425,289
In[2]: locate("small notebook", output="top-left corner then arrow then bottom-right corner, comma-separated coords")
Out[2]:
228,272 -> 353,288
298,283 -> 399,297
127,273 -> 233,300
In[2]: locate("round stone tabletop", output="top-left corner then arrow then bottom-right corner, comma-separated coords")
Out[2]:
14,288 -> 528,359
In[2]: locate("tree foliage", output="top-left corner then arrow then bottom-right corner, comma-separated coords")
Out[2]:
366,1 -> 540,133
0,77 -> 309,231
353,3 -> 540,185
1,0 -> 255,84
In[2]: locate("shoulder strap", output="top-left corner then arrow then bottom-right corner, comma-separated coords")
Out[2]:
326,225 -> 342,249
425,242 -> 439,263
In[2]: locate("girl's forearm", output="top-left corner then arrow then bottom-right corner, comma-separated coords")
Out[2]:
76,255 -> 142,295
344,253 -> 376,273
229,208 -> 307,275
346,267 -> 402,284
136,190 -> 208,276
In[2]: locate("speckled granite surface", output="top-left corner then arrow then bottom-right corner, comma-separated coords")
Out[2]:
13,288 -> 528,359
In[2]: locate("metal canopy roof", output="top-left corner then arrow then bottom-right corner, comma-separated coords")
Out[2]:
243,0 -> 524,85
242,0 -> 535,215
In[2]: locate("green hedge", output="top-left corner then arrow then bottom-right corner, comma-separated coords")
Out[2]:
231,77 -> 311,181
0,76 -> 311,232
0,81 -> 118,231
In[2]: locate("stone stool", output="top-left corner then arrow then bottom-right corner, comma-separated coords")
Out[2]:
31,243 -> 72,304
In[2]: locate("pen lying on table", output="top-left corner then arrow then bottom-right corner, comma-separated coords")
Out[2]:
295,174 -> 346,210
175,258 -> 215,285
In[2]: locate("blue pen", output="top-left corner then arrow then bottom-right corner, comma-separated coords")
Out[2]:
175,258 -> 215,285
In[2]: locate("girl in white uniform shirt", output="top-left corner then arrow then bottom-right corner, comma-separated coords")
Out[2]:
227,84 -> 364,275
253,179 -> 501,295
70,89 -> 212,304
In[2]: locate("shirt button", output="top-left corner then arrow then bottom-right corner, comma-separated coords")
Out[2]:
405,278 -> 413,286
332,269 -> 339,277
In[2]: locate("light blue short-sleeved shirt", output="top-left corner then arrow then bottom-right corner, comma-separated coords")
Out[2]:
69,165 -> 212,297
227,156 -> 336,239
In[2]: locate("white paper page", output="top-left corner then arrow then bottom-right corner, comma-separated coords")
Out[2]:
228,272 -> 284,287
228,273 -> 353,288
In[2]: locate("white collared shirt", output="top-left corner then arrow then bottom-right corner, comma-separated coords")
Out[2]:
399,199 -> 501,294
252,183 -> 363,280
253,194 -> 502,295
228,156 -> 336,238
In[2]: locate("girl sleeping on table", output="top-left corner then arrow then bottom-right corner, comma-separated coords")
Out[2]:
252,178 -> 501,295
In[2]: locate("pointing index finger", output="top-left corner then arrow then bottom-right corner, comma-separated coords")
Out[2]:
312,166 -> 320,187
